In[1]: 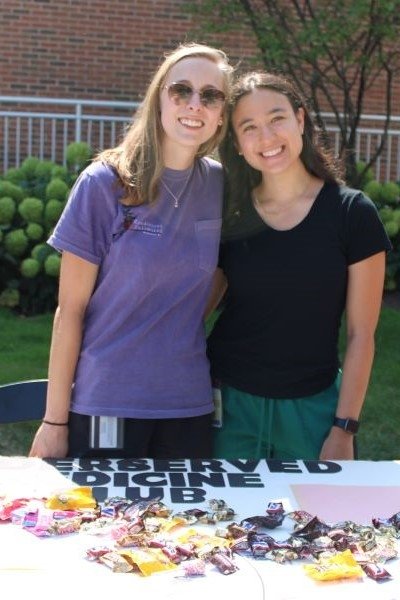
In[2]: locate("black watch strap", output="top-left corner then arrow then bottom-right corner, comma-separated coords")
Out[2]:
333,417 -> 360,434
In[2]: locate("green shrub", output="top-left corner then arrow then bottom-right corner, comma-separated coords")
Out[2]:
35,160 -> 56,180
356,161 -> 374,188
364,180 -> 382,203
44,253 -> 61,277
379,207 -> 393,224
0,196 -> 16,225
51,165 -> 69,181
0,180 -> 25,203
66,142 -> 92,175
4,229 -> 29,257
21,257 -> 41,278
359,174 -> 400,292
20,157 -> 41,179
392,209 -> 400,225
385,220 -> 399,239
384,276 -> 397,291
0,146 -> 91,315
31,243 -> 53,263
45,178 -> 69,202
4,167 -> 24,185
369,180 -> 400,293
26,222 -> 44,241
18,197 -> 44,223
44,199 -> 64,225
7,158 -> 62,199
0,288 -> 20,308
384,253 -> 400,292
381,182 -> 400,205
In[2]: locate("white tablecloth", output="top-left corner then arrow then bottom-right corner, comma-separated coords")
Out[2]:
1,457 -> 400,600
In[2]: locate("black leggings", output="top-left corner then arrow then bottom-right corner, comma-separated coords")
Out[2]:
68,412 -> 213,459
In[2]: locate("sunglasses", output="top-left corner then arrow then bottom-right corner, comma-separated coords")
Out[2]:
164,82 -> 226,109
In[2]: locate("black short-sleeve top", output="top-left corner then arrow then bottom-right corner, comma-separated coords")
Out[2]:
207,182 -> 392,398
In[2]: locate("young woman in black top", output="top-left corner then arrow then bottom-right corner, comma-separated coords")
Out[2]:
207,71 -> 391,460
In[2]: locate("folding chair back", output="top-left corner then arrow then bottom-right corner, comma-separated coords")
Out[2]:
0,379 -> 47,423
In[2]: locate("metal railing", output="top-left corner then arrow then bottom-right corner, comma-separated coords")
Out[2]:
0,96 -> 139,171
1,96 -> 400,181
319,112 -> 400,182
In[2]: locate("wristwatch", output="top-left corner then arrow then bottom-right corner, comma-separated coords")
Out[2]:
333,417 -> 360,434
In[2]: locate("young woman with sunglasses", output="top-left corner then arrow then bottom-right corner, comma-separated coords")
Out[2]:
29,43 -> 232,459
207,71 -> 391,461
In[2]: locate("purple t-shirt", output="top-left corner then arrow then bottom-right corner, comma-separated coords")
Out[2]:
48,157 -> 223,418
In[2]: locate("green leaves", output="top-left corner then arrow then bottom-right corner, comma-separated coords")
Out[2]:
187,0 -> 400,183
0,143 -> 92,315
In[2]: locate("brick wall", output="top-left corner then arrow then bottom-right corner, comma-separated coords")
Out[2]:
1,0 -> 396,114
0,0 -> 257,101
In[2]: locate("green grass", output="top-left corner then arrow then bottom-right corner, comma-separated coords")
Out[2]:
355,306 -> 400,459
0,308 -> 52,456
0,308 -> 52,381
0,306 -> 399,459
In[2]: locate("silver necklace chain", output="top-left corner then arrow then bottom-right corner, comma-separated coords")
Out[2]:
161,165 -> 194,208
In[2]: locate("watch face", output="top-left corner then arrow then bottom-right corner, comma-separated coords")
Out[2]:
345,419 -> 359,434
334,417 -> 359,434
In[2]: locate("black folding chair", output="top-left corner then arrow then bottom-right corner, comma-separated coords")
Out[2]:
0,379 -> 47,423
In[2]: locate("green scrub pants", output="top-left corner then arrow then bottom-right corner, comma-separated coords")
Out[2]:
213,374 -> 341,460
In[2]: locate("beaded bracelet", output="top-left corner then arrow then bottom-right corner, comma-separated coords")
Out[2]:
42,419 -> 69,426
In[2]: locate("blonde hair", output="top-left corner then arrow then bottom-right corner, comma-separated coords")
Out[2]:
98,43 -> 232,205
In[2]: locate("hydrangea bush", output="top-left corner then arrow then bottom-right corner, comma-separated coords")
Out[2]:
357,161 -> 400,292
0,143 -> 92,315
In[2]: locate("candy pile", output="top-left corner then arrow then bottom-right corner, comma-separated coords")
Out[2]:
0,488 -> 238,577
227,503 -> 398,582
1,489 -> 399,583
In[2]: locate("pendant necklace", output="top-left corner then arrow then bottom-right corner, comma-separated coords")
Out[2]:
161,164 -> 194,208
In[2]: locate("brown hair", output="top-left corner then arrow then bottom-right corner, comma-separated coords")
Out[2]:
97,43 -> 232,205
220,71 -> 343,227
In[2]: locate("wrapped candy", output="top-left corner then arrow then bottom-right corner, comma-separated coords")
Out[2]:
157,515 -> 187,533
179,558 -> 206,577
99,551 -> 134,573
206,499 -> 236,522
115,532 -> 149,547
102,496 -> 133,518
86,546 -> 113,561
146,500 -> 173,519
22,506 -> 82,537
303,549 -> 364,581
48,516 -> 82,535
175,542 -> 197,559
177,528 -> 230,557
119,548 -> 177,576
286,510 -> 314,525
362,562 -> 392,581
80,517 -> 116,536
209,549 -> 238,575
45,486 -> 97,510
122,498 -> 162,521
161,544 -> 182,563
248,531 -> 275,558
373,511 -> 400,533
292,516 -> 331,541
0,497 -> 30,521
